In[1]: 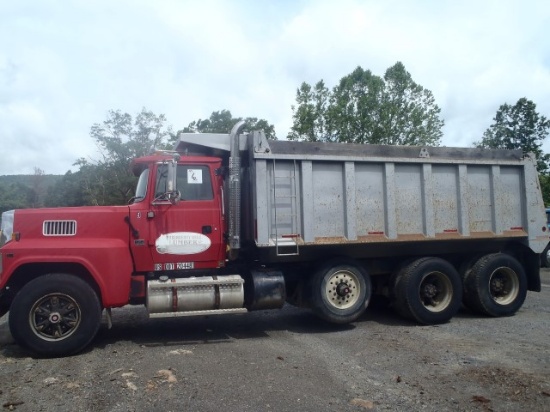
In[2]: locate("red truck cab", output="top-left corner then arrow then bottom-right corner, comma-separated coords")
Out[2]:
128,154 -> 226,274
0,153 -> 228,356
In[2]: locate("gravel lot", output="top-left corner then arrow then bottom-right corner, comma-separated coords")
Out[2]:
1,270 -> 549,412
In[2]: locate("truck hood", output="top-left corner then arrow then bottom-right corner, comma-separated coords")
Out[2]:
2,206 -> 131,247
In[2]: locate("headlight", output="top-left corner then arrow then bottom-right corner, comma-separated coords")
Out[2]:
0,210 -> 14,247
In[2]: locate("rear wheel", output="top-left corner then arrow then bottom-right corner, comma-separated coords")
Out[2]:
9,274 -> 102,357
310,261 -> 371,324
463,253 -> 527,317
392,257 -> 462,324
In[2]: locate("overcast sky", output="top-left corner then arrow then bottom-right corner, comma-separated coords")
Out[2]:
1,0 -> 549,175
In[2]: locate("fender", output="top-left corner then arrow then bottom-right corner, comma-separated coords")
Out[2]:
1,238 -> 134,307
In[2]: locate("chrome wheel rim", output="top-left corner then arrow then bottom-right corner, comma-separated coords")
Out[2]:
29,293 -> 81,341
325,270 -> 361,310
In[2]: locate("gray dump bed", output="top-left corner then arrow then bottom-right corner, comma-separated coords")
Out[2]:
176,131 -> 548,255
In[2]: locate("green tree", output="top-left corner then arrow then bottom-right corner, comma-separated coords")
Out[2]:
327,67 -> 386,144
287,81 -> 330,142
43,170 -> 89,208
77,108 -> 174,205
380,62 -> 443,146
29,167 -> 45,208
539,174 -> 550,206
476,98 -> 550,173
179,110 -> 277,140
288,62 -> 444,146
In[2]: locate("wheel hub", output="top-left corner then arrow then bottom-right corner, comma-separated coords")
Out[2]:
422,283 -> 438,299
336,282 -> 351,297
491,277 -> 505,294
49,312 -> 62,324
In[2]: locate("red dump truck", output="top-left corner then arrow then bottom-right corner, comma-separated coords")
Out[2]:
0,122 -> 547,356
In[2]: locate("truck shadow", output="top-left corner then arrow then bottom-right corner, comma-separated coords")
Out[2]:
93,304 -> 488,350
0,304 -> 483,358
94,305 -> 353,348
91,303 -> 419,350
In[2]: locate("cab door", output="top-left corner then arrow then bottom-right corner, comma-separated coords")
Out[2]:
147,160 -> 225,271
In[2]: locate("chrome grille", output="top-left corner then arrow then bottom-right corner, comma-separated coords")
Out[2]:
43,220 -> 77,236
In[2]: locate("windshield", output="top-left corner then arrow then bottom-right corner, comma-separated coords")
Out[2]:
132,168 -> 149,203
0,210 -> 15,247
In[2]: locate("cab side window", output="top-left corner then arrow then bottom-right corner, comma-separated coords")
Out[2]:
155,164 -> 213,201
177,165 -> 213,200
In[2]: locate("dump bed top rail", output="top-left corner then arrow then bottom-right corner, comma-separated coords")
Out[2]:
265,140 -> 524,162
175,130 -> 525,165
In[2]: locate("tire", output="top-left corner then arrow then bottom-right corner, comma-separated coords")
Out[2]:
309,261 -> 371,324
392,257 -> 462,324
463,253 -> 527,317
9,274 -> 102,357
459,254 -> 483,283
541,243 -> 550,268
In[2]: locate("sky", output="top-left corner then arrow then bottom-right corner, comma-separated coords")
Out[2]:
1,0 -> 549,175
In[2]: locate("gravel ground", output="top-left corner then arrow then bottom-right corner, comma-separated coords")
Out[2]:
1,270 -> 549,412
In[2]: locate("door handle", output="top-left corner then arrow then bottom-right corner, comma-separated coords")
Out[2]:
202,225 -> 212,234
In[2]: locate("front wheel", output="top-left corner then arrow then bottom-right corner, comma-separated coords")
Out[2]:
9,274 -> 102,357
309,261 -> 371,324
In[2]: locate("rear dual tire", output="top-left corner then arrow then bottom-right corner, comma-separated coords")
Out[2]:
392,257 -> 462,324
463,253 -> 527,317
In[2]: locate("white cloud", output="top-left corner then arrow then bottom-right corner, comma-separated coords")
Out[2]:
0,0 -> 549,175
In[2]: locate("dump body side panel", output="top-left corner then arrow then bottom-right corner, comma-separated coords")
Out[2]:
251,140 -> 548,255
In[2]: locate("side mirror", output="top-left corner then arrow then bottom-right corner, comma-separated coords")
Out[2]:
166,157 -> 180,204
151,155 -> 181,205
166,158 -> 177,192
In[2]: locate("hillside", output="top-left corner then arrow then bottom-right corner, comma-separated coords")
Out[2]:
0,174 -> 62,189
0,174 -> 63,214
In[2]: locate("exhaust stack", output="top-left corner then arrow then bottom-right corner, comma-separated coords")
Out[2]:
228,121 -> 246,258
